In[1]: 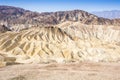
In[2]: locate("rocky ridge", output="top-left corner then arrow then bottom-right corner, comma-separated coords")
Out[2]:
0,6 -> 120,31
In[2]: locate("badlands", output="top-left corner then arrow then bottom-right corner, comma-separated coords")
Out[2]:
0,6 -> 120,80
0,24 -> 120,65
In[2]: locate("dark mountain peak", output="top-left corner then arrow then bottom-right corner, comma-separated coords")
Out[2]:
0,5 -> 30,12
0,5 -> 28,20
0,6 -> 120,31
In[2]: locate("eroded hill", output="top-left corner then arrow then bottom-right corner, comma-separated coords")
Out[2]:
0,6 -> 120,67
0,25 -> 120,66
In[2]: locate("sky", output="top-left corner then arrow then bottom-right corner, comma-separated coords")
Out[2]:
0,0 -> 120,12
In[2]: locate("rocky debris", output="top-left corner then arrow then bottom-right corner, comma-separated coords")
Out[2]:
8,75 -> 26,80
0,53 -> 17,67
0,25 -> 11,32
0,54 -> 6,67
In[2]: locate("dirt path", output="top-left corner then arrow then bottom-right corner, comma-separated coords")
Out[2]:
0,62 -> 120,80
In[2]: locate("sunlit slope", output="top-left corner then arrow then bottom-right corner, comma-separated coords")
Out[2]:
0,27 -> 80,64
0,26 -> 120,64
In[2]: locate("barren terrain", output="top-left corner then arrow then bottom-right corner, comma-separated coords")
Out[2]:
0,62 -> 120,80
0,6 -> 120,80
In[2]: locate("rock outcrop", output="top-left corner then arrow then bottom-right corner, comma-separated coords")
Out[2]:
0,25 -> 11,32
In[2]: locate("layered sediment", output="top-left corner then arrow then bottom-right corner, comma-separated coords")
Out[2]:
0,25 -> 119,65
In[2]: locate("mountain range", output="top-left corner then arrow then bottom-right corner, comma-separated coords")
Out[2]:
0,6 -> 120,31
92,10 -> 120,19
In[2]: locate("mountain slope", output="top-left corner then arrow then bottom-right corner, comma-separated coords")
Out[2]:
0,6 -> 120,31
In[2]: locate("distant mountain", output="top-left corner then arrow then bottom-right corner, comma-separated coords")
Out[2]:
0,6 -> 120,31
92,10 -> 120,19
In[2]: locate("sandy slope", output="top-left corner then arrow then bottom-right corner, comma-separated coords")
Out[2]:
0,26 -> 120,65
0,62 -> 120,80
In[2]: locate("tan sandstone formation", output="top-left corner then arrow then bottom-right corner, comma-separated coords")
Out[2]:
0,25 -> 120,65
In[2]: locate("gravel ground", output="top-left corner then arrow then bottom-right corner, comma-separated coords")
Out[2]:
0,62 -> 120,80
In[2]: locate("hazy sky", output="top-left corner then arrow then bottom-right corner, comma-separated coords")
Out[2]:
0,0 -> 120,12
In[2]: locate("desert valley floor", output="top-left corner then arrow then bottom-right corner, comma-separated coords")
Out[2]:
0,62 -> 120,80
